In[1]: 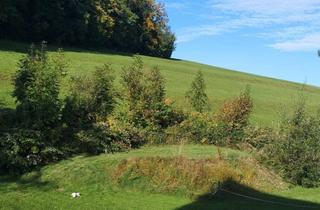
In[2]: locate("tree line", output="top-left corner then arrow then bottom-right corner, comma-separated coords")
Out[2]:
0,0 -> 175,58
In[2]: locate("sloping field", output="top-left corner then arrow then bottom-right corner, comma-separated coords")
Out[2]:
1,41 -> 320,126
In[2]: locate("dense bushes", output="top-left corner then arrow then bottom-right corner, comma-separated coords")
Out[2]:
0,0 -> 175,58
0,44 -> 126,174
169,89 -> 254,147
0,44 -> 67,174
121,56 -> 185,130
261,101 -> 320,187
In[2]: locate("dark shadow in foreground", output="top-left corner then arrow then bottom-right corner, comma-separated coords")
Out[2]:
175,180 -> 320,210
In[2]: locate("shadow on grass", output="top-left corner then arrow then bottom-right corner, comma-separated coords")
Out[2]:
0,39 -> 182,61
0,170 -> 57,193
176,180 -> 320,210
0,39 -> 131,57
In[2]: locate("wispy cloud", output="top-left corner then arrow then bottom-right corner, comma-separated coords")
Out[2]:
175,0 -> 320,51
271,33 -> 320,51
165,2 -> 187,10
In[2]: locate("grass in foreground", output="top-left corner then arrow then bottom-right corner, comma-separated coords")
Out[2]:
0,145 -> 319,210
1,41 -> 320,126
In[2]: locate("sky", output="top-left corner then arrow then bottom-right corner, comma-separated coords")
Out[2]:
161,0 -> 320,86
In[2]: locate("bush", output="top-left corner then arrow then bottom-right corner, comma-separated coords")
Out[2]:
62,65 -> 118,154
169,112 -> 214,144
242,126 -> 276,151
0,130 -> 64,174
262,101 -> 320,187
216,87 -> 253,145
75,122 -> 127,155
121,57 -> 185,131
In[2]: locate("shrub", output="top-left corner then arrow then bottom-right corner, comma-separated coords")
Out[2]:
121,57 -> 184,130
0,130 -> 64,174
216,87 -> 253,145
262,101 -> 320,187
1,43 -> 68,174
62,65 -> 118,154
242,126 -> 276,151
13,43 -> 66,132
186,70 -> 210,113
170,112 -> 215,144
75,122 -> 128,155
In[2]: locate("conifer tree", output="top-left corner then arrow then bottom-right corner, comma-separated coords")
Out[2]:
186,71 -> 210,113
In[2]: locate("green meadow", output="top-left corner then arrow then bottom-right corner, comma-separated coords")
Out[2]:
1,145 -> 320,210
1,41 -> 320,126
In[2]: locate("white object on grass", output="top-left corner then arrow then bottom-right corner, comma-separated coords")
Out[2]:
71,192 -> 81,198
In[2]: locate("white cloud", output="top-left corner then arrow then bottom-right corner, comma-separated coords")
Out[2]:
270,33 -> 320,51
176,0 -> 320,52
165,2 -> 187,10
211,0 -> 320,14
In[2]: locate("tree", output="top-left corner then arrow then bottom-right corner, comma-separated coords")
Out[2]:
121,57 -> 184,128
143,66 -> 166,105
0,0 -> 176,58
13,42 -> 66,133
186,71 -> 210,113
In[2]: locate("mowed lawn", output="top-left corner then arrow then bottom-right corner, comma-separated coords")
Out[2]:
1,41 -> 320,126
0,145 -> 320,210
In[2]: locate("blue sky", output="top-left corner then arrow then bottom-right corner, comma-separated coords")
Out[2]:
161,0 -> 320,86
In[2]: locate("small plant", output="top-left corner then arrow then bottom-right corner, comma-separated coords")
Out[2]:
186,70 -> 210,113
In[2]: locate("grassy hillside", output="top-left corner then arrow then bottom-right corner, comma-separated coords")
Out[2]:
0,145 -> 319,210
1,41 -> 320,126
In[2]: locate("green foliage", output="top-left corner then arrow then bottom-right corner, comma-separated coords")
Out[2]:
63,65 -> 117,129
170,112 -> 216,144
0,130 -> 64,174
169,88 -> 254,147
62,65 -> 119,154
262,100 -> 320,187
0,44 -> 67,174
216,87 -> 253,145
13,43 -> 65,131
12,43 -> 66,149
121,57 -> 184,129
76,123 -> 127,155
0,0 -> 175,58
242,126 -> 275,151
186,71 -> 210,113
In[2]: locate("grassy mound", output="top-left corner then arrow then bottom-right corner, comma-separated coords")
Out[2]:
0,145 -> 319,210
113,156 -> 286,198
